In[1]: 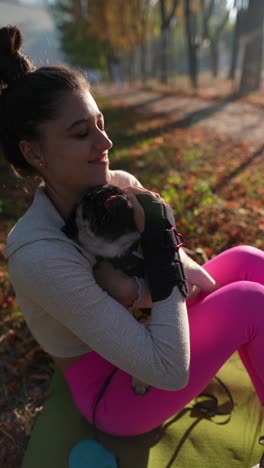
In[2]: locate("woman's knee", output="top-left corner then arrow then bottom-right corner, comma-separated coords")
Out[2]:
225,246 -> 264,280
204,245 -> 264,285
216,281 -> 264,314
225,245 -> 263,260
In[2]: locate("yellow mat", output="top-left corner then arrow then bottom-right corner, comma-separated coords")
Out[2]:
22,353 -> 264,468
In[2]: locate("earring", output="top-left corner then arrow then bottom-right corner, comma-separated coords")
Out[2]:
39,161 -> 44,167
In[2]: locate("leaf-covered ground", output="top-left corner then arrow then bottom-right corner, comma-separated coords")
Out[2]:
1,95 -> 264,467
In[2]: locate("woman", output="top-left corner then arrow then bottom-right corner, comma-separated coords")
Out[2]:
1,25 -> 264,440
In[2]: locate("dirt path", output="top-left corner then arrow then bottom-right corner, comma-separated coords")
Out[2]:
96,85 -> 264,146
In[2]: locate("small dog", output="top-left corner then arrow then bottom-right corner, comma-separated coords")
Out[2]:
62,184 -> 150,395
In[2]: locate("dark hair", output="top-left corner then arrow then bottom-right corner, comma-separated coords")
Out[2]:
0,25 -> 90,176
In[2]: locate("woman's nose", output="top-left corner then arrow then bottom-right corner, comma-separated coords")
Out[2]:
94,129 -> 113,151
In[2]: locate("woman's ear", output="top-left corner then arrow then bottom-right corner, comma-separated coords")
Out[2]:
19,139 -> 44,169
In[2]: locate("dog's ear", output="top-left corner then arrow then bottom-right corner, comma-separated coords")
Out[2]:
62,209 -> 78,241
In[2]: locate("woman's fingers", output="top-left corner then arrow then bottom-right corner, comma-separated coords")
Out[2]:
123,185 -> 150,195
186,263 -> 219,292
152,192 -> 166,203
179,249 -> 219,293
125,190 -> 145,233
123,185 -> 164,202
124,186 -> 168,233
186,283 -> 201,301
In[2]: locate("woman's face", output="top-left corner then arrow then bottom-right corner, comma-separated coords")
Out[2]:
38,89 -> 113,197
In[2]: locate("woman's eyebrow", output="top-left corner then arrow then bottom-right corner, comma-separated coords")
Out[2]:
66,113 -> 103,131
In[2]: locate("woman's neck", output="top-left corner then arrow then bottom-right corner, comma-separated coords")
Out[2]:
44,183 -> 81,220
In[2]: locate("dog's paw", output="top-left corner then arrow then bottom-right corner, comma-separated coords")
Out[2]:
132,377 -> 150,396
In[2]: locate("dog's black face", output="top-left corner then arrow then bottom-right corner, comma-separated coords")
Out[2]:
63,184 -> 137,243
80,184 -> 136,240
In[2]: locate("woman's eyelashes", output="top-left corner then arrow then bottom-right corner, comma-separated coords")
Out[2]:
76,131 -> 89,139
74,118 -> 105,139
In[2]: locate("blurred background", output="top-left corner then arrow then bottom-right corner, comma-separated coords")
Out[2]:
1,0 -> 264,96
1,3 -> 264,467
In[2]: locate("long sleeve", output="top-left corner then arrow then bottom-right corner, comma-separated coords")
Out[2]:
9,239 -> 190,391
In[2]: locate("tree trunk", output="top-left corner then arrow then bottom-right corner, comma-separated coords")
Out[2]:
209,10 -> 229,78
210,39 -> 219,77
239,0 -> 264,95
228,8 -> 243,80
127,50 -> 136,83
106,52 -> 114,81
140,40 -> 147,83
184,0 -> 198,89
160,27 -> 169,84
159,0 -> 179,84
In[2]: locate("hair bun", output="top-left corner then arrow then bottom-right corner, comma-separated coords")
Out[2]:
0,25 -> 34,89
0,25 -> 22,56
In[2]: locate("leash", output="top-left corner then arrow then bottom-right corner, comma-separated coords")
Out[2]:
92,367 -> 119,441
193,375 -> 234,420
160,375 -> 235,468
69,367 -> 120,468
91,372 -> 234,468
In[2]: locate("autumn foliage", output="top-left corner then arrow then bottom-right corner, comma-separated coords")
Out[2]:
1,93 -> 264,467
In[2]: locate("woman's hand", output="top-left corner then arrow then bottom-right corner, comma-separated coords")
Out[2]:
124,186 -> 219,298
93,253 -> 218,307
123,186 -> 164,233
102,186 -> 219,302
179,248 -> 219,300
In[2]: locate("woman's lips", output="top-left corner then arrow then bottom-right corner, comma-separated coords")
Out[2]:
89,155 -> 108,164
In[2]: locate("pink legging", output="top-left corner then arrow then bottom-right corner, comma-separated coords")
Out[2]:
64,245 -> 264,436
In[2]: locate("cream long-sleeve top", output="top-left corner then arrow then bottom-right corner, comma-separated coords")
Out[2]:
3,170 -> 190,390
